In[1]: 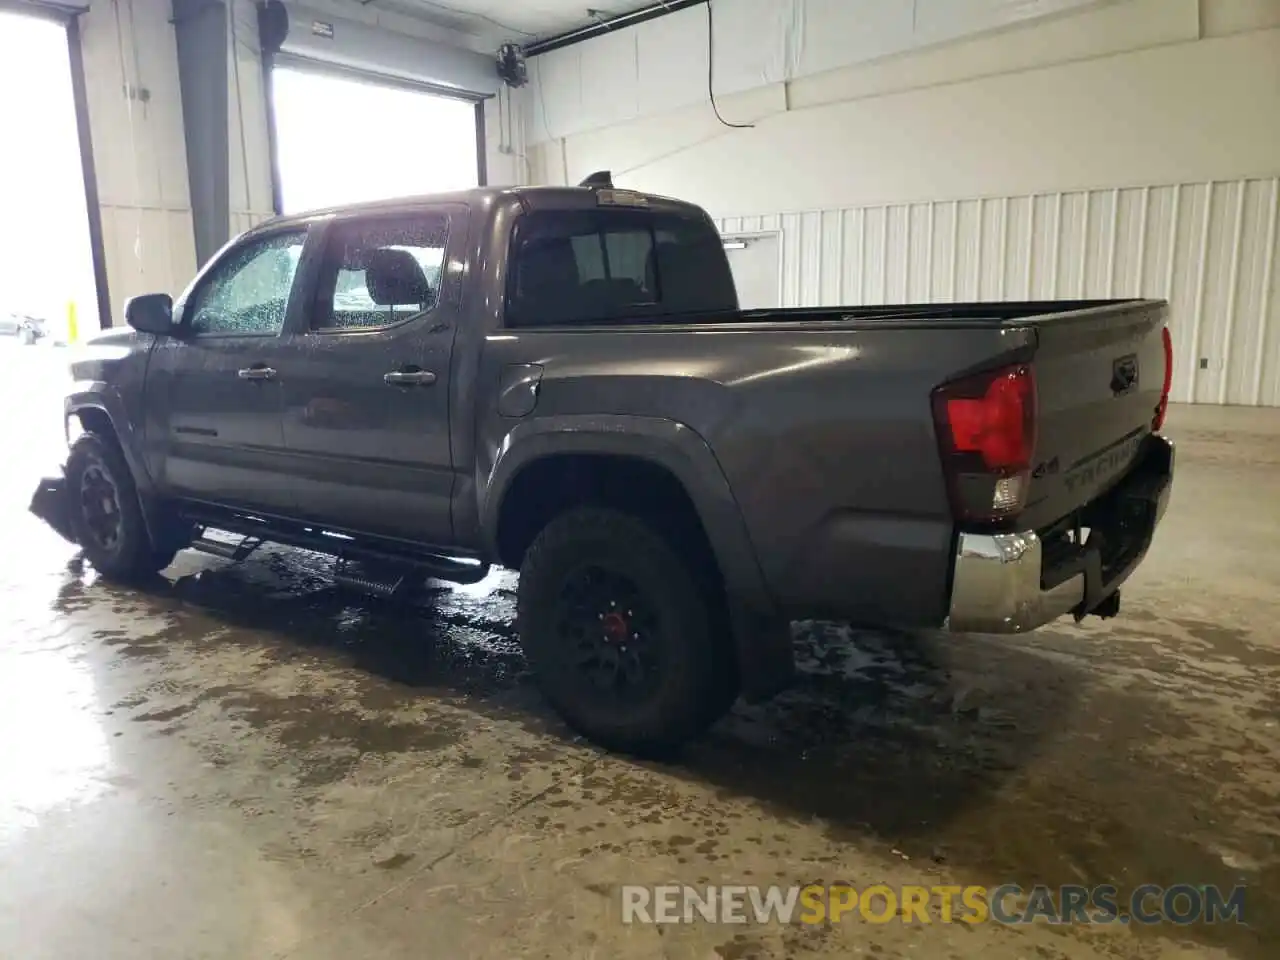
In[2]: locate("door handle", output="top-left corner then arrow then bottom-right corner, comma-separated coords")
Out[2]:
238,365 -> 277,381
383,369 -> 437,387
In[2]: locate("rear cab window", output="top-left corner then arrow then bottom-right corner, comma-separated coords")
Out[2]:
505,209 -> 737,328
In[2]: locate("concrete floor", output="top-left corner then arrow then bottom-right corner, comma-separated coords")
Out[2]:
0,342 -> 1277,959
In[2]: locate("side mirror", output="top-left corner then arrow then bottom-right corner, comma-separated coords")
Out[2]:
125,293 -> 175,335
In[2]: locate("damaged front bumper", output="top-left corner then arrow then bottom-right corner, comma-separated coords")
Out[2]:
30,474 -> 77,545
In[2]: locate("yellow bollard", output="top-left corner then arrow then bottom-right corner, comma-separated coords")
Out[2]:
67,301 -> 78,344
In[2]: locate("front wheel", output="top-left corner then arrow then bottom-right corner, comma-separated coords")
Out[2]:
65,432 -> 170,581
517,507 -> 736,756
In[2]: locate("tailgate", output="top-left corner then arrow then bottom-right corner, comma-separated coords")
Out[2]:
1020,300 -> 1168,530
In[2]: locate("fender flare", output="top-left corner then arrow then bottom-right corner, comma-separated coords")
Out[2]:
481,414 -> 773,611
66,386 -> 154,493
481,415 -> 793,699
65,387 -> 166,543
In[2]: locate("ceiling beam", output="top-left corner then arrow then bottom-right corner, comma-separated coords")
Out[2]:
525,0 -> 705,57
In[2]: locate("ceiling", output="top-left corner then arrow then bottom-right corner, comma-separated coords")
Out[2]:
366,0 -> 663,44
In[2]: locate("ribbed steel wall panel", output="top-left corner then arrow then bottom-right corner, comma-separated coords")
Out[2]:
718,177 -> 1280,406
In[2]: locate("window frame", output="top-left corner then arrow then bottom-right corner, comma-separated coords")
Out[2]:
303,211 -> 452,337
176,226 -> 310,339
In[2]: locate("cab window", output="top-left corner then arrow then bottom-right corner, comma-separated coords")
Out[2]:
310,215 -> 448,331
186,230 -> 306,335
505,210 -> 737,328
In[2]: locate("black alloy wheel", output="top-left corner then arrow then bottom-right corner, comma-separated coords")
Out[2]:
555,563 -> 664,706
77,460 -> 125,553
65,432 -> 175,581
518,507 -> 737,756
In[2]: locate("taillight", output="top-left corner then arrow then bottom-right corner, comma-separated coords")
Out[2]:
932,364 -> 1037,524
1153,326 -> 1173,432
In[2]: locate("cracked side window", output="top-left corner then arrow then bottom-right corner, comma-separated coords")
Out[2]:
312,216 -> 448,331
187,230 -> 306,336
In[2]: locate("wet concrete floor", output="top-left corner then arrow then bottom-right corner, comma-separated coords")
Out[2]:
0,344 -> 1277,958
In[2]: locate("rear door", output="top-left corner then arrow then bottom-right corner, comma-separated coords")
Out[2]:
275,206 -> 463,546
148,227 -> 307,515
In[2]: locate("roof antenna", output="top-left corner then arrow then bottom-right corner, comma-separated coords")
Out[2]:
579,170 -> 613,188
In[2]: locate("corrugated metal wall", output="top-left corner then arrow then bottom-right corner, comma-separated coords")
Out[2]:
719,177 -> 1280,406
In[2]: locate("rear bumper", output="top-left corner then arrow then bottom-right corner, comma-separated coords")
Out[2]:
947,434 -> 1174,633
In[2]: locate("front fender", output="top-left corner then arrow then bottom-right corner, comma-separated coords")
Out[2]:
66,385 -> 154,495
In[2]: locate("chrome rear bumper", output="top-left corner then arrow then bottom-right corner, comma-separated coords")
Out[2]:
947,435 -> 1174,634
947,532 -> 1083,632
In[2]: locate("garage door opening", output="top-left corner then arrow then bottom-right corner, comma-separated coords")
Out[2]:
0,10 -> 97,348
271,64 -> 480,215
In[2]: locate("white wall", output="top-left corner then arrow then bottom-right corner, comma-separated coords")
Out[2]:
78,0 -> 274,323
525,0 -> 1280,207
521,0 -> 1280,404
526,0 -> 1114,146
80,0 -> 197,323
229,0 -> 277,237
484,84 -> 531,187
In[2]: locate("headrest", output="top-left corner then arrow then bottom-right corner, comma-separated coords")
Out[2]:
365,248 -> 431,306
519,237 -> 580,292
649,237 -> 736,311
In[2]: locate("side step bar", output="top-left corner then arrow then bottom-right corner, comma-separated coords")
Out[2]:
333,564 -> 406,599
189,534 -> 263,562
178,507 -> 491,586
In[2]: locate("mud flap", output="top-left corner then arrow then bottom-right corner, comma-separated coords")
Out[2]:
731,605 -> 795,702
29,475 -> 78,545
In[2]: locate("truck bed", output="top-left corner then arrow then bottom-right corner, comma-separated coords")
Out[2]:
786,301 -> 1169,531
673,298 -> 1154,328
482,296 -> 1169,626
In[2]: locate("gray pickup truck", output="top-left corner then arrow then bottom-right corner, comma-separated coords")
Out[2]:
31,176 -> 1174,754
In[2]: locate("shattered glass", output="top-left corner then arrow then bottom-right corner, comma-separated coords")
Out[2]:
316,217 -> 449,331
188,231 -> 306,335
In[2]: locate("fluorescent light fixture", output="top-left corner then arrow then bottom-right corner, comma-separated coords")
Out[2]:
722,240 -> 748,250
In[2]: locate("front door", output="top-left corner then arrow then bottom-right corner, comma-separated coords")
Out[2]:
147,227 -> 307,516
275,208 -> 462,547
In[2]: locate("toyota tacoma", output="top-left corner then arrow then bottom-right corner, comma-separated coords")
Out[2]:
30,176 -> 1175,754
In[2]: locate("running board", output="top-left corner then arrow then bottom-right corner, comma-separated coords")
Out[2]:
178,506 -> 491,586
415,554 -> 492,584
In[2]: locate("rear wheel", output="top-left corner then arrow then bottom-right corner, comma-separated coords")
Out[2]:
517,507 -> 736,756
65,432 -> 170,581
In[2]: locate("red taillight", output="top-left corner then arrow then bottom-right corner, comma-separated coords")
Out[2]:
945,369 -> 1035,470
1153,326 -> 1173,432
932,364 -> 1037,523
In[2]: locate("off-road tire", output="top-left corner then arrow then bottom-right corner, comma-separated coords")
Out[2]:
518,507 -> 736,756
65,432 -> 170,581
